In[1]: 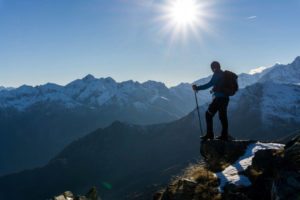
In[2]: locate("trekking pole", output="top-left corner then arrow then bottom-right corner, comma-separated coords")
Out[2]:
194,91 -> 204,136
194,91 -> 211,198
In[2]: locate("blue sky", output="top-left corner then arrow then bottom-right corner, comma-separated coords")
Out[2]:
0,0 -> 299,87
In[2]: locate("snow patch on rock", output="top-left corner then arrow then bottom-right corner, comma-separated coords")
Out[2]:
216,142 -> 284,191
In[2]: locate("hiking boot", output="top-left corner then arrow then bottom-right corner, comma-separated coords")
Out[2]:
216,135 -> 228,141
201,134 -> 214,141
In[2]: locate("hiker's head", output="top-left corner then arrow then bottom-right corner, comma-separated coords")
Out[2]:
211,61 -> 221,72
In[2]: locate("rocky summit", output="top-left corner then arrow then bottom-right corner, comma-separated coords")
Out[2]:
154,133 -> 300,200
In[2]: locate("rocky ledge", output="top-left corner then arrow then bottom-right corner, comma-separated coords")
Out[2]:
52,187 -> 101,200
154,132 -> 300,200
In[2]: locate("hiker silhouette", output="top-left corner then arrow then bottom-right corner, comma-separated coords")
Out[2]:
192,61 -> 238,141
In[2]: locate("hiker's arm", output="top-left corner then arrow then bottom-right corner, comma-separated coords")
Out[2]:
196,75 -> 216,91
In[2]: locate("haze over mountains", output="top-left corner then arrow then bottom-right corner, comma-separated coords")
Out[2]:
0,76 -> 190,175
0,56 -> 300,178
0,114 -> 201,200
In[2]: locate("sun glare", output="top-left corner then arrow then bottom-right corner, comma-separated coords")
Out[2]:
157,0 -> 215,43
170,0 -> 198,25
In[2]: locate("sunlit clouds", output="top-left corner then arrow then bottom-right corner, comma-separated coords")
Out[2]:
249,66 -> 267,74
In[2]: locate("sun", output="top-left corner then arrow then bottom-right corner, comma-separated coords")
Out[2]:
157,0 -> 215,43
169,0 -> 199,25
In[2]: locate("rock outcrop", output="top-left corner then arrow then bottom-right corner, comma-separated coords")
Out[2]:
272,135 -> 300,200
154,134 -> 300,200
200,140 -> 253,171
52,187 -> 101,200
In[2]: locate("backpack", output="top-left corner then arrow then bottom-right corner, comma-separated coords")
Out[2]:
221,70 -> 239,96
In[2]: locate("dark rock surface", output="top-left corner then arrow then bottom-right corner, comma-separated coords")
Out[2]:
155,133 -> 300,200
200,140 -> 253,171
272,134 -> 300,200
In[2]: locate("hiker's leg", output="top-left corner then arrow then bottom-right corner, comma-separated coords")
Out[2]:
206,98 -> 219,135
205,111 -> 214,135
218,97 -> 229,136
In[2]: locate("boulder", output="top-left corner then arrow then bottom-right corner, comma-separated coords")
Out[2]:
54,195 -> 67,200
200,140 -> 253,171
64,191 -> 74,199
52,187 -> 101,200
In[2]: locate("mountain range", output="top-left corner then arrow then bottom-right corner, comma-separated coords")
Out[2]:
0,101 -> 298,199
0,76 -> 190,175
0,56 -> 300,178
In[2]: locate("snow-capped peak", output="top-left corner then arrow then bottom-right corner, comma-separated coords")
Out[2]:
1,56 -> 300,111
0,74 -> 176,110
258,56 -> 300,84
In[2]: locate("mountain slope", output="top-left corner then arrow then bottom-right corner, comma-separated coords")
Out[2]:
258,56 -> 300,84
0,114 -> 201,200
229,82 -> 300,140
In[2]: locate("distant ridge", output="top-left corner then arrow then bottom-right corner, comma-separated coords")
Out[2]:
0,56 -> 299,176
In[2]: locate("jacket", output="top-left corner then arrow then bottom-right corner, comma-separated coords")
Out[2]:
196,70 -> 228,98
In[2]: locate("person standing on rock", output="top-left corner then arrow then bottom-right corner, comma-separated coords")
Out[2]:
192,61 -> 238,141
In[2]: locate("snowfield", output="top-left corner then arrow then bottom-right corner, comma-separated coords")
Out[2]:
216,142 -> 285,191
